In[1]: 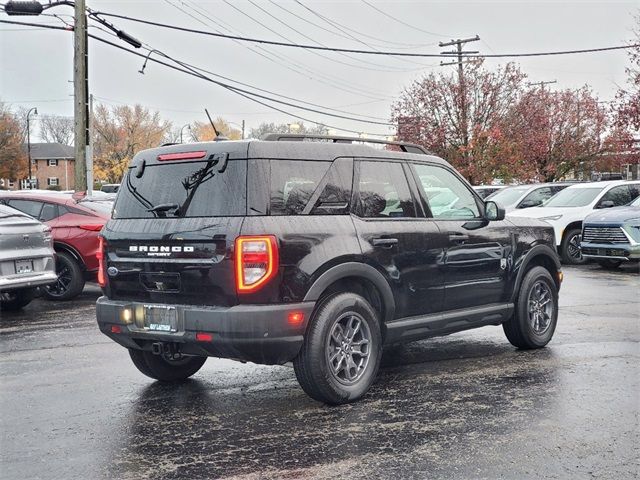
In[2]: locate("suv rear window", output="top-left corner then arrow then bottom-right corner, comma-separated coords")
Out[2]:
113,159 -> 246,218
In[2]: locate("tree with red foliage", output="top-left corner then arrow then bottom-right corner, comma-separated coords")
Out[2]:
392,60 -> 526,184
502,86 -> 608,182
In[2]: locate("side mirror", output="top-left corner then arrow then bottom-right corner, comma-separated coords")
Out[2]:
485,201 -> 505,221
597,200 -> 615,209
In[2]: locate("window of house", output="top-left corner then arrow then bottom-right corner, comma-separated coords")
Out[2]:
48,177 -> 59,186
8,180 -> 14,187
48,159 -> 59,167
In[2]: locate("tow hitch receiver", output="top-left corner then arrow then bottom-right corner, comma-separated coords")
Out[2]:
151,342 -> 181,358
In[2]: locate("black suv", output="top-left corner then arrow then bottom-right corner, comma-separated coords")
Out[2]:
96,134 -> 562,405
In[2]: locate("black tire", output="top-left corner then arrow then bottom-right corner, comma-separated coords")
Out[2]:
42,251 -> 85,301
293,292 -> 382,405
0,288 -> 37,311
503,266 -> 559,349
597,259 -> 622,270
128,348 -> 207,382
561,228 -> 587,265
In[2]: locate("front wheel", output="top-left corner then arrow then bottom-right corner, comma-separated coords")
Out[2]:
503,266 -> 559,349
293,293 -> 382,405
129,349 -> 207,382
561,229 -> 587,265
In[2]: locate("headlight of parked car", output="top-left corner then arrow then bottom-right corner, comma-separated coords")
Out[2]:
540,215 -> 563,221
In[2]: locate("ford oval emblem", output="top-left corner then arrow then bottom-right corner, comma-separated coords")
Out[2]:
107,266 -> 119,277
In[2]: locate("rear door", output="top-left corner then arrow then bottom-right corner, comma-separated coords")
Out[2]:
410,162 -> 512,311
104,153 -> 247,307
352,159 -> 445,318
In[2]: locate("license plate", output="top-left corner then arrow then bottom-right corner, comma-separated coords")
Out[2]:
143,305 -> 178,332
15,260 -> 33,274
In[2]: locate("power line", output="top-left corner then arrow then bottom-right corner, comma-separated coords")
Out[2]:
360,0 -> 450,38
89,11 -> 640,59
175,0 -> 395,101
87,33 -> 391,136
221,0 -> 416,73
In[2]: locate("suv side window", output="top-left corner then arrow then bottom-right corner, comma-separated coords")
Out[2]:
411,163 -> 480,219
518,187 -> 552,208
269,160 -> 330,215
355,161 -> 416,218
7,199 -> 43,218
597,185 -> 633,208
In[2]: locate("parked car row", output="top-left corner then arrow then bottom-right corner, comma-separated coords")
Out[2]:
484,180 -> 640,267
0,191 -> 112,303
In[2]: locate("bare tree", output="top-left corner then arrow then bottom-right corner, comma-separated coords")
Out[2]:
40,115 -> 74,145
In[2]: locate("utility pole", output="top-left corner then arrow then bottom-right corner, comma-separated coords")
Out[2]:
241,120 -> 245,140
87,93 -> 94,196
527,80 -> 557,91
439,35 -> 480,168
74,0 -> 88,192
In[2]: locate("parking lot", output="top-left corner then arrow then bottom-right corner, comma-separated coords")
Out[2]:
0,263 -> 638,480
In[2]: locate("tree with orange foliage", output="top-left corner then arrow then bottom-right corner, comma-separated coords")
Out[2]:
0,102 -> 27,186
93,104 -> 171,183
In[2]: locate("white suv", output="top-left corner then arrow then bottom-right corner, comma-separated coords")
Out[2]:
508,180 -> 640,264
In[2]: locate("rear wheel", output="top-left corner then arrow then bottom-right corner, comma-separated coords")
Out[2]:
42,251 -> 85,301
503,266 -> 558,349
561,228 -> 587,265
129,349 -> 207,382
597,259 -> 622,270
0,288 -> 37,311
293,292 -> 382,405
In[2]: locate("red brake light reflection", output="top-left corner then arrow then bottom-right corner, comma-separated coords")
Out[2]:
157,151 -> 207,162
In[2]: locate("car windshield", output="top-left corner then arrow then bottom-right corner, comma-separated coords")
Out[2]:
0,204 -> 28,219
487,186 -> 528,205
544,187 -> 604,207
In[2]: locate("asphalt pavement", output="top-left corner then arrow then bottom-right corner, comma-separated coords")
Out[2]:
1,264 -> 638,480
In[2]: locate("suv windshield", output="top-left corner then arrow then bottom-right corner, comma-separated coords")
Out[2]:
487,186 -> 528,205
113,159 -> 246,218
544,187 -> 603,207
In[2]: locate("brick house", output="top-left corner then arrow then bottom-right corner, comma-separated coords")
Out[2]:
0,143 -> 76,191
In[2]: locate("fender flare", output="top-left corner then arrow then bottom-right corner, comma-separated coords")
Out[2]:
303,262 -> 396,322
53,242 -> 86,270
511,244 -> 561,302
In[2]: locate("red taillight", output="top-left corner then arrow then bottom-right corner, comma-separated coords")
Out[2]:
157,151 -> 207,162
111,325 -> 121,334
235,235 -> 279,293
79,224 -> 104,231
97,236 -> 107,288
196,332 -> 213,342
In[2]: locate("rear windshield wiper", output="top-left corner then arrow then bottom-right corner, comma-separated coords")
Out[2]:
147,203 -> 179,213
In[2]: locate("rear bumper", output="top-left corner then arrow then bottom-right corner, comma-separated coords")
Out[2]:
581,242 -> 640,261
0,271 -> 58,291
96,297 -> 315,365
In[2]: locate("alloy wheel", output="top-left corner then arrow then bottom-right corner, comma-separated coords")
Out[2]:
325,312 -> 371,385
528,280 -> 554,335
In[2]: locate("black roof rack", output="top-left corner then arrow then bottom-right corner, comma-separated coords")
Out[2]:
261,133 -> 430,155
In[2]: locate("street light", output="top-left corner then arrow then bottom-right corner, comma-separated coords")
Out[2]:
179,124 -> 191,143
26,107 -> 38,190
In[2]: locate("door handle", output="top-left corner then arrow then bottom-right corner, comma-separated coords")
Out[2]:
448,232 -> 469,243
372,237 -> 398,248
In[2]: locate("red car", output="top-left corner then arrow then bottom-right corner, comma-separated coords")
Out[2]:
0,191 -> 111,300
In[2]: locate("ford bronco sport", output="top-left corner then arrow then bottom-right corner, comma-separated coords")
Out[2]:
96,134 -> 562,405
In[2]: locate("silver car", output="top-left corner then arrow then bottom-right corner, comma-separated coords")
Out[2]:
0,204 -> 58,311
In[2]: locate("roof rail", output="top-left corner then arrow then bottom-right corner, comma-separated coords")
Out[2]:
261,133 -> 430,155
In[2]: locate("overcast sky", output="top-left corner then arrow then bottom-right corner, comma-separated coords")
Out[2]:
1,0 -> 638,141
